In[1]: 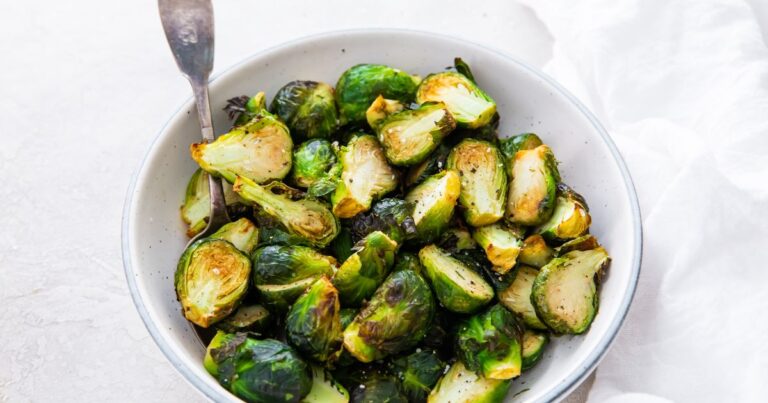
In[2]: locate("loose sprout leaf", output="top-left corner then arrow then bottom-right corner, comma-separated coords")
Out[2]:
348,198 -> 416,245
366,95 -> 405,130
215,304 -> 271,334
453,57 -> 476,82
498,265 -> 548,330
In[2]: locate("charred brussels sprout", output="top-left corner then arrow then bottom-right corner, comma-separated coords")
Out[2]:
535,184 -> 592,242
375,102 -> 456,166
416,72 -> 496,129
209,217 -> 259,255
532,248 -> 610,334
351,377 -> 408,403
333,231 -> 397,306
366,95 -> 404,130
331,135 -> 398,218
252,245 -> 337,310
304,365 -> 350,403
498,265 -> 547,330
175,239 -> 250,327
447,139 -> 507,226
471,223 -> 522,275
286,277 -> 343,362
521,330 -> 549,371
404,143 -> 452,189
215,304 -> 271,334
291,139 -> 338,191
270,80 -> 338,140
555,234 -> 600,256
191,110 -> 293,184
506,145 -> 560,226
204,332 -> 312,402
519,234 -> 555,268
343,269 -> 435,362
418,245 -> 493,314
349,198 -> 416,246
225,92 -> 268,127
392,350 -> 446,402
405,171 -> 461,243
456,304 -> 523,380
427,361 -> 511,403
234,176 -> 339,248
181,168 -> 249,237
499,133 -> 543,174
335,64 -> 421,124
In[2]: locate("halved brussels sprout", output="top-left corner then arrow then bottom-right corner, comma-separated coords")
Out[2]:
175,239 -> 250,328
335,64 -> 421,124
234,176 -> 339,248
181,168 -> 249,237
506,145 -> 560,226
331,135 -> 399,218
191,110 -> 293,184
415,71 -> 496,129
555,234 -> 600,256
270,80 -> 338,140
225,92 -> 268,127
286,277 -> 343,362
438,227 -> 478,252
291,139 -> 338,189
349,198 -> 416,246
209,217 -> 259,255
204,332 -> 312,402
456,304 -> 523,380
447,139 -> 507,226
343,269 -> 435,362
404,143 -> 451,189
252,245 -> 337,310
427,361 -> 511,403
375,102 -> 456,166
304,365 -> 350,403
535,184 -> 592,242
531,247 -> 610,334
215,304 -> 271,334
366,95 -> 405,130
350,377 -> 408,403
522,329 -> 549,371
405,170 -> 461,243
518,234 -> 555,268
418,244 -> 494,314
471,223 -> 522,275
333,231 -> 397,307
498,265 -> 547,330
499,133 -> 543,175
392,350 -> 446,402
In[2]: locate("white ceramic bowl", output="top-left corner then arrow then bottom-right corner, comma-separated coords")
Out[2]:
123,29 -> 641,402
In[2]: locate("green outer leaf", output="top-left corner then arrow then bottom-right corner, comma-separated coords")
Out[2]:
291,139 -> 338,189
498,133 -> 543,175
270,80 -> 338,141
335,64 -> 421,124
392,349 -> 445,402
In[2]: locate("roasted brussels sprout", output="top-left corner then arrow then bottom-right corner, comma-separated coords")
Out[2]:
365,95 -> 404,130
304,365 -> 350,403
506,145 -> 560,226
471,223 -> 522,275
333,231 -> 397,306
335,64 -> 421,124
270,80 -> 338,140
418,245 -> 494,314
535,184 -> 592,242
204,332 -> 312,402
518,234 -> 555,268
215,304 -> 271,334
456,304 -> 523,380
343,269 -> 435,362
331,135 -> 399,218
499,133 -> 543,174
446,139 -> 506,226
392,349 -> 446,402
225,92 -> 268,127
291,139 -> 338,192
427,361 -> 511,403
531,248 -> 610,334
175,239 -> 250,327
521,329 -> 549,371
252,245 -> 337,310
405,171 -> 461,243
350,377 -> 408,403
415,72 -> 496,129
555,234 -> 600,256
286,277 -> 342,362
191,110 -> 293,184
404,143 -> 452,189
209,217 -> 259,255
498,265 -> 548,330
438,227 -> 478,252
349,198 -> 416,246
375,102 -> 456,166
234,176 -> 339,248
181,168 -> 250,237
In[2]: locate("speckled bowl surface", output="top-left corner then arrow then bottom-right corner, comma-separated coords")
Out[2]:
122,29 -> 641,402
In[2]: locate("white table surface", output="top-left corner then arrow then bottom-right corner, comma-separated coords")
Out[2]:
0,1 -> 592,401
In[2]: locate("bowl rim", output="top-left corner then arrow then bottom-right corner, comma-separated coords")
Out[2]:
122,27 -> 642,402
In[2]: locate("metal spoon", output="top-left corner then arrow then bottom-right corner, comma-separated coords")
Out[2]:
158,0 -> 230,246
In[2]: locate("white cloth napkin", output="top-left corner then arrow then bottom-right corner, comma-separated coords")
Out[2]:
516,0 -> 768,401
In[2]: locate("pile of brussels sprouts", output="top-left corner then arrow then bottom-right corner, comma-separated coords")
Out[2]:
175,59 -> 611,403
